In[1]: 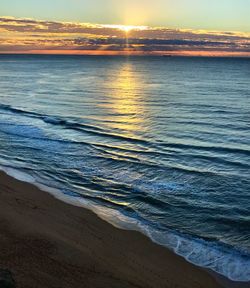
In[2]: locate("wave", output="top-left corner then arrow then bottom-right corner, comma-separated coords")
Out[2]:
159,142 -> 250,157
0,164 -> 249,282
0,121 -> 248,183
1,103 -> 249,161
0,103 -> 42,118
0,103 -> 150,146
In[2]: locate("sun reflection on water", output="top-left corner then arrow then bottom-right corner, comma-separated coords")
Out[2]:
102,61 -> 148,138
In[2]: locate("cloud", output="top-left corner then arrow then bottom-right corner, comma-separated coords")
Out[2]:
0,16 -> 249,56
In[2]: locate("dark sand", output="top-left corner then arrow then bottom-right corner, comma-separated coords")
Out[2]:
0,171 -> 224,288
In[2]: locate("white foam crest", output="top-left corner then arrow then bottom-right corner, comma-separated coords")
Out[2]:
83,205 -> 250,282
36,183 -> 143,231
147,230 -> 250,282
0,165 -> 36,183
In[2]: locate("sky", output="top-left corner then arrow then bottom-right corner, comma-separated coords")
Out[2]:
0,0 -> 250,56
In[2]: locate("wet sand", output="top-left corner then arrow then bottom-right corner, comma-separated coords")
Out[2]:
0,171 -> 223,288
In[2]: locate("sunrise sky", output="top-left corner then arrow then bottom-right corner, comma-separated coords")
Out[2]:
1,0 -> 250,56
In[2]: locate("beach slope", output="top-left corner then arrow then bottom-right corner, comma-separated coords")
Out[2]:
0,171 -> 222,288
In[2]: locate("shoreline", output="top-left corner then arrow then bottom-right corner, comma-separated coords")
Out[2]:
0,170 -> 245,288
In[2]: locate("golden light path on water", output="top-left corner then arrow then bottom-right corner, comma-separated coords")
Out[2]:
102,61 -> 148,139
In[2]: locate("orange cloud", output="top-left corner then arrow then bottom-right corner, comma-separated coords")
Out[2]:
0,16 -> 249,56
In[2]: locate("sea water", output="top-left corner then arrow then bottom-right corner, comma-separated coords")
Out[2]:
0,55 -> 249,281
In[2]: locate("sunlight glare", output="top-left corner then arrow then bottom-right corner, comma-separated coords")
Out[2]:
102,24 -> 148,33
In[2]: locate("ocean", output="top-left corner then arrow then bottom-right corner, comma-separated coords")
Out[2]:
0,55 -> 249,282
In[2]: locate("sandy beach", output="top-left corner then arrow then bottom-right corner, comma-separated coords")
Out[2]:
0,171 -> 225,288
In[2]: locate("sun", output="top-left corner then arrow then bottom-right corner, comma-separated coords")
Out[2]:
118,25 -> 148,33
102,24 -> 147,33
120,25 -> 134,33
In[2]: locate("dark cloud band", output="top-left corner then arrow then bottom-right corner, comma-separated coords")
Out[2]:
0,16 -> 249,55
